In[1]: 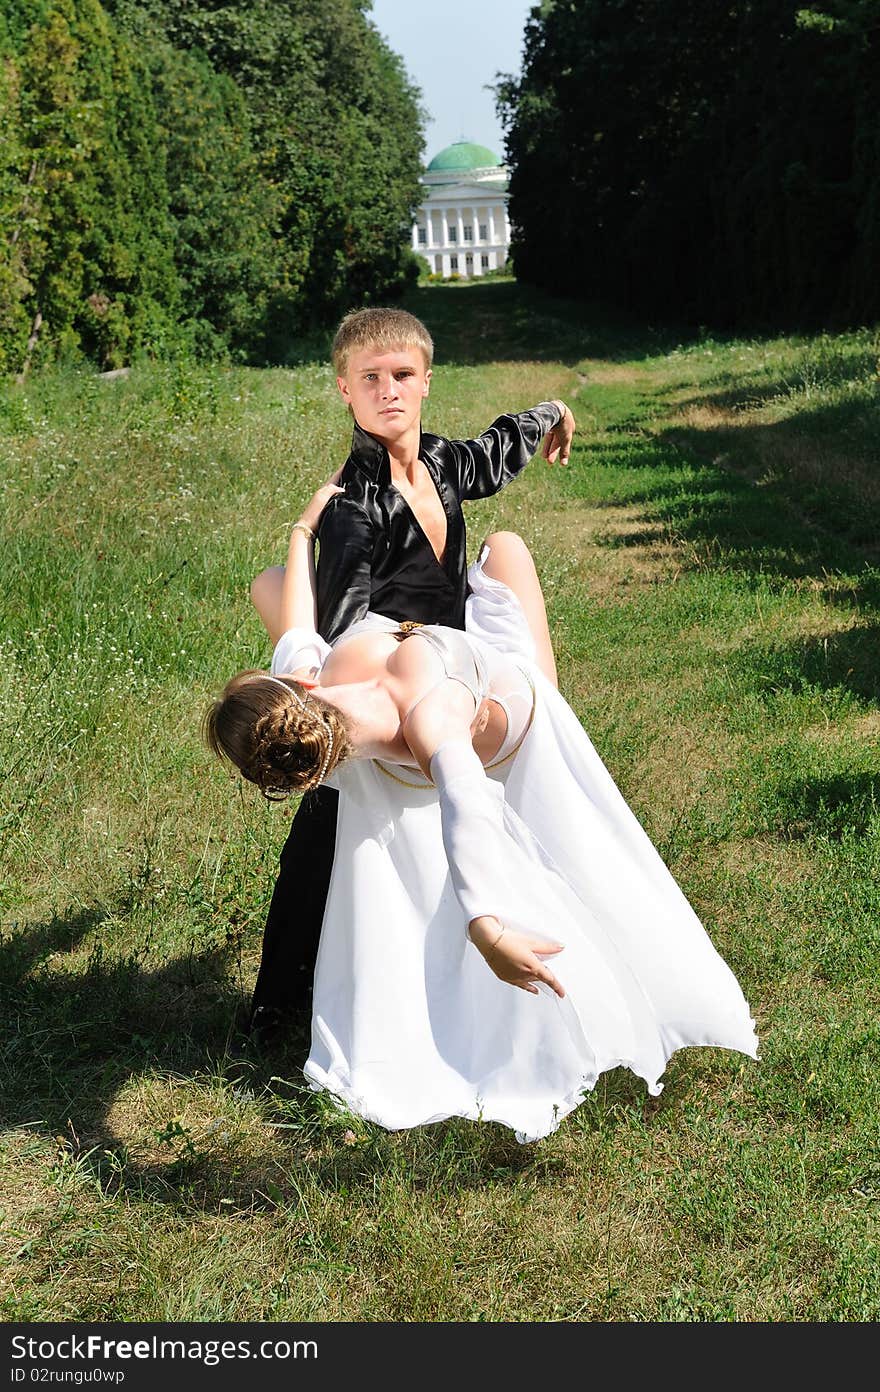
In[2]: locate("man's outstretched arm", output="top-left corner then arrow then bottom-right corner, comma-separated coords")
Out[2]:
451,399 -> 575,501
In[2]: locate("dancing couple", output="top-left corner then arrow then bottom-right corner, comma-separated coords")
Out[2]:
206,307 -> 757,1142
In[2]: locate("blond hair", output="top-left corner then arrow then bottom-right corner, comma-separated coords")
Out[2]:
332,306 -> 434,377
203,671 -> 353,798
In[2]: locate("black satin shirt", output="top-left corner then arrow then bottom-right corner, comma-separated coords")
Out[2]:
314,402 -> 562,644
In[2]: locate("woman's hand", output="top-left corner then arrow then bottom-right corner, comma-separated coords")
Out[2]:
297,481 -> 344,534
468,915 -> 565,997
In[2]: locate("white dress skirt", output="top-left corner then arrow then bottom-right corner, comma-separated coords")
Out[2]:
271,550 -> 758,1143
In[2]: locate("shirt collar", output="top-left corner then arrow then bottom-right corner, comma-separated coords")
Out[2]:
349,421 -> 391,482
349,421 -> 432,483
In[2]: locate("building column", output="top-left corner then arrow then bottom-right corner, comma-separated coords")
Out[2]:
488,208 -> 496,247
457,208 -> 465,253
426,211 -> 434,249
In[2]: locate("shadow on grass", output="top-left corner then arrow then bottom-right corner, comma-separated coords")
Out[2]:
275,281 -> 653,370
661,392 -> 880,555
1,903 -> 254,1203
768,769 -> 879,840
399,281 -> 689,368
1,903 -> 656,1211
577,399 -> 880,587
737,625 -> 880,706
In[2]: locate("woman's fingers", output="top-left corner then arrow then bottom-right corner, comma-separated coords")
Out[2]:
301,483 -> 345,528
529,957 -> 565,998
476,925 -> 567,998
541,970 -> 565,999
518,968 -> 564,998
513,947 -> 566,999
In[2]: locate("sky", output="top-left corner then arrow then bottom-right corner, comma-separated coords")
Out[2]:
369,0 -> 535,165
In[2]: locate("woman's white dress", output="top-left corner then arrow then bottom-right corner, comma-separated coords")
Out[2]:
272,552 -> 758,1143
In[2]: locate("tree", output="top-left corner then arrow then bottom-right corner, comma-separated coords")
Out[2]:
1,0 -> 179,372
499,0 -> 880,328
110,0 -> 425,351
1,0 -> 426,369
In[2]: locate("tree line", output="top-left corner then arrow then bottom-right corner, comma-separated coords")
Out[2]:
499,0 -> 880,329
0,0 -> 424,374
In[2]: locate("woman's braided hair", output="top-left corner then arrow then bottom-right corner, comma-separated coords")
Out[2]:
203,670 -> 353,798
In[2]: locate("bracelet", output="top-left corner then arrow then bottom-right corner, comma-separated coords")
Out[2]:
468,921 -> 506,949
291,521 -> 315,541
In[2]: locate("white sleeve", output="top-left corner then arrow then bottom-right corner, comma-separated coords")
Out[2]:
429,738 -> 512,928
271,626 -> 331,678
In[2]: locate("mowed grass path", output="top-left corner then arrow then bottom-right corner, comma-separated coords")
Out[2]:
1,283 -> 878,1321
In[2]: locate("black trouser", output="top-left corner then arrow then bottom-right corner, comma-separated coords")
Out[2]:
249,785 -> 339,1030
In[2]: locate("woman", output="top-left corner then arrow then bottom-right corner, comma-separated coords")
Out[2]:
206,486 -> 757,1142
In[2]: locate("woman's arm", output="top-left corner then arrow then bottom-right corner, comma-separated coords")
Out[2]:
403,693 -> 565,998
277,483 -> 344,636
251,483 -> 345,645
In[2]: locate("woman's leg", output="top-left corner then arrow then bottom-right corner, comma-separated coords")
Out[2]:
250,565 -> 286,645
479,532 -> 558,687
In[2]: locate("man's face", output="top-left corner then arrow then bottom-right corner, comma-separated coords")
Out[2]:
336,346 -> 431,443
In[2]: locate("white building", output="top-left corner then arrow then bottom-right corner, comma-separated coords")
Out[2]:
411,140 -> 510,279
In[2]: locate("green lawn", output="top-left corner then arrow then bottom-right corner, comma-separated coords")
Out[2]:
1,282 -> 878,1321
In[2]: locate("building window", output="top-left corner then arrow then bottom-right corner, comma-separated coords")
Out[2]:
448,225 -> 457,242
434,256 -> 442,273
417,227 -> 427,244
481,254 -> 490,269
463,224 -> 473,241
465,253 -> 473,266
479,223 -> 488,240
450,255 -> 458,271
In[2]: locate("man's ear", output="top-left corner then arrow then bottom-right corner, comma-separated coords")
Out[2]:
336,375 -> 351,404
422,368 -> 432,397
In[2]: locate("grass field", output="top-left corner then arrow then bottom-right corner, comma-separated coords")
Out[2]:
1,282 -> 878,1321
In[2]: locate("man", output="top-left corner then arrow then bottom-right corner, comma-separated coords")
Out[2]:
250,305 -> 574,1041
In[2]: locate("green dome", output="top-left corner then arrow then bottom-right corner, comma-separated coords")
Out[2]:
427,140 -> 500,173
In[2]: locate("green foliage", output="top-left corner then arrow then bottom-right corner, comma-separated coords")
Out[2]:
499,0 -> 880,329
113,0 -> 424,353
144,40 -> 282,360
0,0 -> 425,370
1,0 -> 179,372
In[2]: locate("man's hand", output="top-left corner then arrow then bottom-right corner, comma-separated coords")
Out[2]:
542,401 -> 575,466
468,915 -> 565,997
